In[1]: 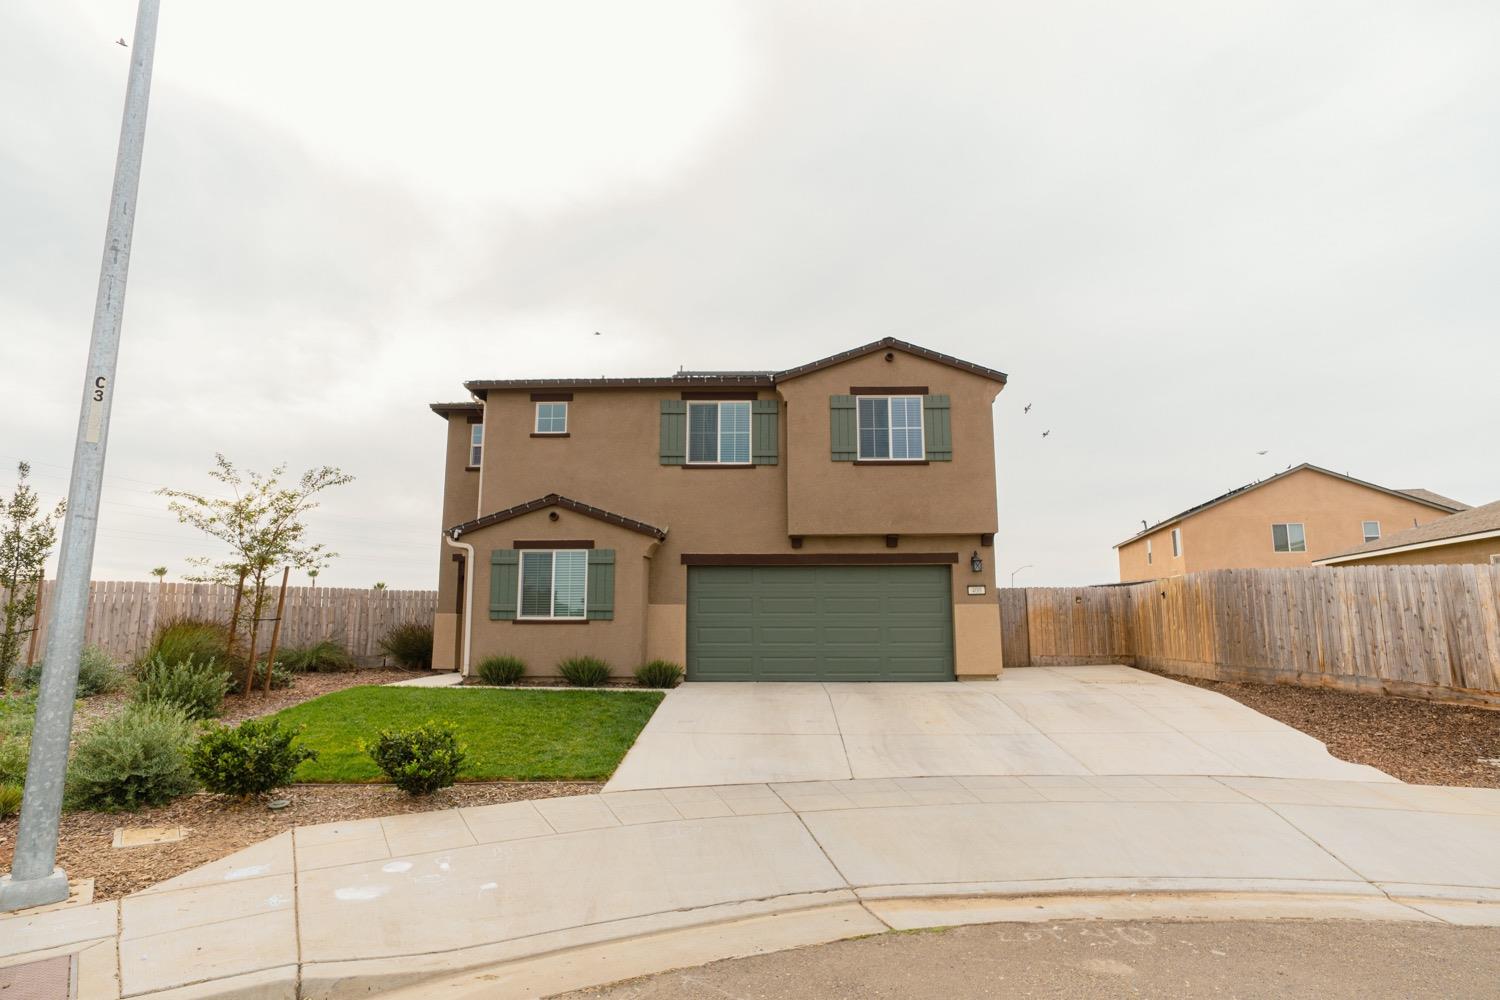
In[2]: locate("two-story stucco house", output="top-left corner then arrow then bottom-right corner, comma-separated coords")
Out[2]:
1115,463 -> 1467,582
428,338 -> 1007,682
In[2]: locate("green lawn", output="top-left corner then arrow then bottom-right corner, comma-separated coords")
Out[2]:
267,687 -> 664,783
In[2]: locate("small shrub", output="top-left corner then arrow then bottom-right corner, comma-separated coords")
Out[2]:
0,701 -> 34,785
225,660 -> 294,694
558,656 -> 611,688
276,639 -> 355,673
189,718 -> 317,797
0,782 -> 21,818
634,660 -> 683,689
132,654 -> 231,720
379,622 -> 433,670
19,645 -> 126,697
366,722 -> 465,795
477,655 -> 526,686
65,703 -> 197,812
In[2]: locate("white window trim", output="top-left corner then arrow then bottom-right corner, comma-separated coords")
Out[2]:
1170,528 -> 1181,558
1271,522 -> 1307,553
855,395 -> 926,462
1362,520 -> 1381,543
468,423 -> 483,468
533,401 -> 568,435
516,549 -> 588,620
686,400 -> 753,465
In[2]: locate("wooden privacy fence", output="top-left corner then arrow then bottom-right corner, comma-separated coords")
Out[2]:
1000,565 -> 1500,705
4,581 -> 437,666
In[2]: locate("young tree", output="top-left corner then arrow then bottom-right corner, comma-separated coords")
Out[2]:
1,463 -> 66,684
158,455 -> 353,691
151,566 -> 167,583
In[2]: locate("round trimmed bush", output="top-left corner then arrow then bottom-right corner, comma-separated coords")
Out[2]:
477,655 -> 527,686
65,703 -> 197,812
367,722 -> 465,795
633,660 -> 683,689
557,656 -> 611,687
189,718 -> 317,797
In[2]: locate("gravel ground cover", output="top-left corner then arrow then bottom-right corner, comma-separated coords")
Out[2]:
0,779 -> 598,900
1172,674 -> 1500,788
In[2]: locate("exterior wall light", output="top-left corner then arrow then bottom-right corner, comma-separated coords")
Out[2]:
970,551 -> 983,573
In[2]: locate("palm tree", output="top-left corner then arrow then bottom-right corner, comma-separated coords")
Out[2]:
372,581 -> 387,590
307,567 -> 319,591
151,566 -> 167,584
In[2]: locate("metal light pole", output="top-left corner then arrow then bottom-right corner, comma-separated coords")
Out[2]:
1009,565 -> 1034,587
1,0 -> 161,912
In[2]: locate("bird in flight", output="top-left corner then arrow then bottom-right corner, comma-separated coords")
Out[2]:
1023,403 -> 1032,414
1256,449 -> 1269,455
594,331 -> 601,336
115,37 -> 128,47
1042,430 -> 1051,438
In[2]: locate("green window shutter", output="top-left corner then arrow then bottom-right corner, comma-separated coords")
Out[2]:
489,549 -> 519,620
752,399 -> 779,465
830,395 -> 856,461
660,400 -> 686,465
923,394 -> 952,461
586,549 -> 615,620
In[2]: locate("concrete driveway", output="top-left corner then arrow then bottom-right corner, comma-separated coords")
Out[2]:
604,665 -> 1392,791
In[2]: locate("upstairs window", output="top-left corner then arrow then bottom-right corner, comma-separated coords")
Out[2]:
1362,520 -> 1381,543
1272,523 -> 1306,553
534,402 -> 568,434
468,424 -> 483,467
687,401 -> 751,464
1146,539 -> 1153,564
1171,528 -> 1182,557
518,550 -> 587,619
857,396 -> 924,460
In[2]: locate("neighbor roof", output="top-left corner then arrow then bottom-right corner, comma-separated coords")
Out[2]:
1313,498 -> 1500,565
461,337 -> 1007,397
1114,463 -> 1469,548
428,401 -> 483,418
447,494 -> 667,540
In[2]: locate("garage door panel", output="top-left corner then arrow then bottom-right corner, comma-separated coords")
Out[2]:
687,565 -> 953,682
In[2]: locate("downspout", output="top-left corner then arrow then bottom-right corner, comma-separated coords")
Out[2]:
444,530 -> 475,676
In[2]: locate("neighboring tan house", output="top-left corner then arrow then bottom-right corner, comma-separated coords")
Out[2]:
1313,498 -> 1500,568
1115,463 -> 1468,582
429,338 -> 1008,682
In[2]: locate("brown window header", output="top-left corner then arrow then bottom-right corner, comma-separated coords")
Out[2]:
513,539 -> 595,549
529,432 -> 571,439
530,392 -> 574,402
681,552 -> 958,566
849,385 -> 929,395
680,390 -> 760,400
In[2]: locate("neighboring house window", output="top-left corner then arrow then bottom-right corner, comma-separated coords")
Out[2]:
1146,539 -> 1153,564
518,550 -> 587,619
687,400 -> 751,464
1272,523 -> 1306,553
857,396 -> 924,460
469,424 -> 483,467
1170,528 -> 1181,558
1362,520 -> 1381,542
534,402 -> 568,434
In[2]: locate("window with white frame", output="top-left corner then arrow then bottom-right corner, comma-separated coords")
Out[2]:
1146,539 -> 1153,564
857,396 -> 924,460
518,550 -> 587,619
469,424 -> 483,467
1272,523 -> 1306,553
687,400 -> 751,464
1362,520 -> 1381,543
1171,528 -> 1182,558
534,402 -> 568,434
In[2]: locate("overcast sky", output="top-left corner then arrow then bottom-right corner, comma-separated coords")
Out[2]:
3,0 -> 1497,590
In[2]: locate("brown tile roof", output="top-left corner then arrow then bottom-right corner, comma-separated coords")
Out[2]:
1313,498 -> 1500,564
1397,488 -> 1472,511
1115,463 -> 1470,548
447,494 -> 667,540
461,337 -> 1006,397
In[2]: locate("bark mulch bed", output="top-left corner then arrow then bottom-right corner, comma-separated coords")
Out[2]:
0,780 -> 599,901
1173,675 -> 1500,788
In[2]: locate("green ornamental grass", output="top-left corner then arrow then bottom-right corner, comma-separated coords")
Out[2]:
633,660 -> 683,689
558,656 -> 611,687
477,655 -> 527,686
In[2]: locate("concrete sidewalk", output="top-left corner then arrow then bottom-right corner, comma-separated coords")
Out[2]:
606,666 -> 1392,790
7,774 -> 1498,999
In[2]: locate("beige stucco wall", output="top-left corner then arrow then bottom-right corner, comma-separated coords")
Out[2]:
1118,468 -> 1457,581
436,346 -> 1006,679
1331,536 -> 1500,568
780,351 -> 1003,537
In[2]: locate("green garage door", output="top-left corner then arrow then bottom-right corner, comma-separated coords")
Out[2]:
687,565 -> 954,681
